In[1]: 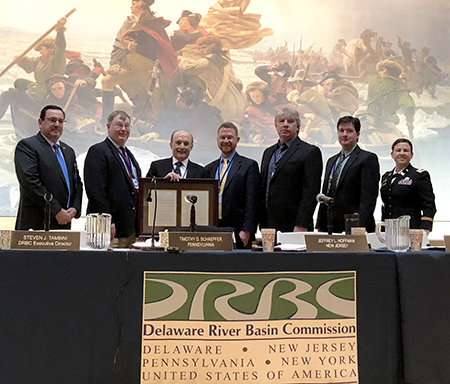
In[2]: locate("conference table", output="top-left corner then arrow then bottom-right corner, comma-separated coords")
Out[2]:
0,248 -> 447,384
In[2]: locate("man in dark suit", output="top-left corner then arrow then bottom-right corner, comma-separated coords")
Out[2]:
261,107 -> 322,233
14,104 -> 83,230
205,122 -> 260,248
84,110 -> 141,248
146,130 -> 206,180
317,116 -> 380,233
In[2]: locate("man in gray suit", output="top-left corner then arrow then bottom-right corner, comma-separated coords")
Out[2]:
14,104 -> 82,230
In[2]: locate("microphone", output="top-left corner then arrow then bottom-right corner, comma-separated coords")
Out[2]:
316,193 -> 334,206
184,193 -> 198,205
43,192 -> 53,231
146,176 -> 156,202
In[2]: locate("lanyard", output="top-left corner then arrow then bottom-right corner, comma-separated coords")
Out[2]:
332,153 -> 351,176
215,152 -> 236,189
118,148 -> 135,179
270,142 -> 288,166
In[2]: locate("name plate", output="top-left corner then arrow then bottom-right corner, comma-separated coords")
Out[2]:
10,231 -> 80,251
168,232 -> 233,251
444,236 -> 450,252
305,234 -> 369,252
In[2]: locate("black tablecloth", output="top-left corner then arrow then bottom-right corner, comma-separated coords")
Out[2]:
396,250 -> 450,384
0,249 -> 422,384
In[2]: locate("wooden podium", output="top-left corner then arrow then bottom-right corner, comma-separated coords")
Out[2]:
138,178 -> 219,236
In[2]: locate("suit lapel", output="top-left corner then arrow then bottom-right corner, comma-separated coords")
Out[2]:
271,137 -> 299,181
337,146 -> 361,187
106,139 -> 134,189
326,153 -> 339,181
223,154 -> 241,191
38,133 -> 67,191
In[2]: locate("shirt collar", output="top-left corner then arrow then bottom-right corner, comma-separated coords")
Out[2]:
107,136 -> 125,150
172,157 -> 189,168
40,132 -> 61,148
220,151 -> 237,163
342,144 -> 357,157
277,136 -> 296,149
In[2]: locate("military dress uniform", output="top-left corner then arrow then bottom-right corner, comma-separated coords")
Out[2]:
380,163 -> 436,231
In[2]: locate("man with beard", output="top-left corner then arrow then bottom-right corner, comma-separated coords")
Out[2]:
205,122 -> 260,248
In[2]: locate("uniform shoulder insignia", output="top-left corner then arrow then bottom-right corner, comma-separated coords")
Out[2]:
417,169 -> 427,173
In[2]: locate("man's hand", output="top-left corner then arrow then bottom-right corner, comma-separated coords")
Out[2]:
110,223 -> 116,239
239,230 -> 250,247
293,226 -> 308,232
56,17 -> 67,32
74,79 -> 87,87
106,64 -> 121,75
66,207 -> 78,219
164,172 -> 181,182
55,209 -> 72,225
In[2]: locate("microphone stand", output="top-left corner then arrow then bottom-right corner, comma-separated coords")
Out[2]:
43,193 -> 53,231
146,177 -> 158,250
189,203 -> 196,232
327,201 -> 335,235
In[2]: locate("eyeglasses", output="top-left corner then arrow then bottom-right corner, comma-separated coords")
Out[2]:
44,117 -> 66,124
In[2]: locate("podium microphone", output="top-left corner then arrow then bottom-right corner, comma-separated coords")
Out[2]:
43,192 -> 53,231
316,193 -> 334,206
185,194 -> 198,232
184,193 -> 198,205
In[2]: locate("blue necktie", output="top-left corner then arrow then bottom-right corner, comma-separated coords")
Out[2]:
53,143 -> 71,208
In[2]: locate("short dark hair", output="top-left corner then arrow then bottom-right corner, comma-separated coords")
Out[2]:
337,115 -> 361,132
217,122 -> 239,136
391,138 -> 413,152
107,110 -> 130,125
40,105 -> 65,120
170,130 -> 194,144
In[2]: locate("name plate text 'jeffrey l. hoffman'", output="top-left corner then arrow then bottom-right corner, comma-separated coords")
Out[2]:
10,231 -> 80,251
168,232 -> 233,251
305,235 -> 369,252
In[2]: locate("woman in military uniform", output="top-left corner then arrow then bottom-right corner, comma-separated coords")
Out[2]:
381,138 -> 436,233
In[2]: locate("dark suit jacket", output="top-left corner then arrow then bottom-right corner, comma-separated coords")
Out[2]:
317,145 -> 380,233
146,157 -> 207,178
261,137 -> 322,232
381,163 -> 436,231
205,153 -> 260,247
14,132 -> 82,230
84,138 -> 141,238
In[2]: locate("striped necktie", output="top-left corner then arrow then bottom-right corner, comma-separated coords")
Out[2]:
328,152 -> 344,197
218,158 -> 228,219
174,161 -> 183,176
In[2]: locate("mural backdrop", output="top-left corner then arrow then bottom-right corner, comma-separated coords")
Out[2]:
0,0 -> 449,229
